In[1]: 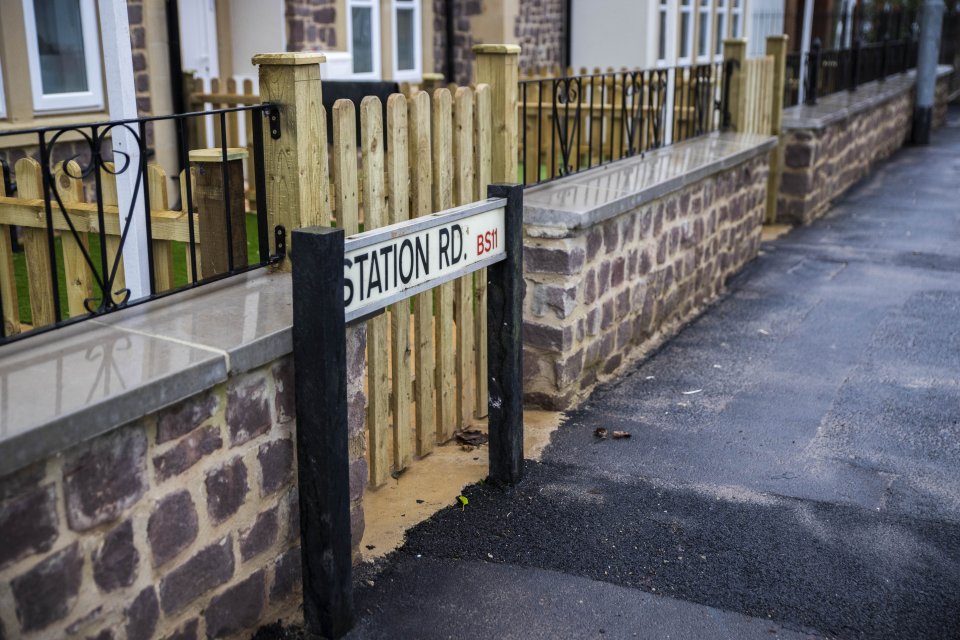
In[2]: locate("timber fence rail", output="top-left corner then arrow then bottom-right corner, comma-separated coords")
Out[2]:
0,105 -> 280,344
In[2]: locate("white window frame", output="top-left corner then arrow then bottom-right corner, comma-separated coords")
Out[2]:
731,0 -> 744,38
678,0 -> 694,64
715,0 -> 728,60
0,58 -> 7,119
696,0 -> 713,62
347,0 -> 382,79
391,0 -> 422,82
22,0 -> 104,113
657,0 -> 672,65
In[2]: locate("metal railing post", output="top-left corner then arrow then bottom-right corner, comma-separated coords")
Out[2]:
850,38 -> 861,90
805,38 -> 822,105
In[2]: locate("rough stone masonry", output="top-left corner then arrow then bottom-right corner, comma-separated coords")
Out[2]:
0,339 -> 369,639
522,154 -> 770,410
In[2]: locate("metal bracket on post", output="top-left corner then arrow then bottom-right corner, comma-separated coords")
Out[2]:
485,183 -> 525,485
291,226 -> 354,640
273,225 -> 286,261
264,105 -> 281,140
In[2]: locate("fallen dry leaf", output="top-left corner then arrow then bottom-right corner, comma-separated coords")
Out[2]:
455,430 -> 488,446
612,431 -> 632,439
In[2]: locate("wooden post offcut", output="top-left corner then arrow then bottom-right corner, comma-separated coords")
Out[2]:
723,38 -> 748,132
189,148 -> 248,277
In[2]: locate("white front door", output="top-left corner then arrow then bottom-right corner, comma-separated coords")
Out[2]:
178,0 -> 219,82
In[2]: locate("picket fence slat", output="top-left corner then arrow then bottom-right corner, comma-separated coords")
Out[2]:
408,90 -> 436,457
386,94 -> 413,471
431,89 -> 456,444
55,161 -> 92,318
360,96 -> 391,488
17,158 -> 55,328
0,167 -> 20,336
453,87 -> 476,429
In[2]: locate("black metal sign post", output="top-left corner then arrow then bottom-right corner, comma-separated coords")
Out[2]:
292,184 -> 523,639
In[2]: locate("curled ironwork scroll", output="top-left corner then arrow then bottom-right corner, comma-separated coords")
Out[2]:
552,76 -> 582,177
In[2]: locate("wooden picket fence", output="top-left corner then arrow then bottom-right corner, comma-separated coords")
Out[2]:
318,86 -> 493,487
0,158 -> 201,336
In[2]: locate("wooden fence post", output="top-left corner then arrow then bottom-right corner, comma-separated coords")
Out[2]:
253,53 -> 330,271
723,38 -> 748,132
766,35 -> 789,224
472,45 -> 521,184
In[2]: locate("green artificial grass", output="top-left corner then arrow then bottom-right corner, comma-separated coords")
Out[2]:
12,213 -> 261,325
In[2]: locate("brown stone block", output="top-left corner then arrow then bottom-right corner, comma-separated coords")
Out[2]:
159,537 -> 235,615
258,438 -> 294,496
227,374 -> 271,447
64,427 -> 147,532
148,490 -> 198,567
10,542 -> 83,632
93,520 -> 138,592
524,246 -> 586,275
204,570 -> 266,637
0,483 -> 58,571
153,425 -> 222,482
125,586 -> 159,640
205,457 -> 249,524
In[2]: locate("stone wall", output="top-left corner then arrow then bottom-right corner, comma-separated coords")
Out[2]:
522,154 -> 769,410
285,0 -> 338,52
432,0 -> 485,85
514,0 -> 565,74
776,71 -> 952,226
0,345 -> 369,639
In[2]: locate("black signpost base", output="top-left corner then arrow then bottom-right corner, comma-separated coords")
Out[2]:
291,185 -> 523,638
486,184 -> 525,485
291,226 -> 354,639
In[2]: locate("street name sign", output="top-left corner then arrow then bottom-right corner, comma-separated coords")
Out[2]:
342,198 -> 506,323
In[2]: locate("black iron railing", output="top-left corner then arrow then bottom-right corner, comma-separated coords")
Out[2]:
0,105 -> 282,345
518,62 -> 725,186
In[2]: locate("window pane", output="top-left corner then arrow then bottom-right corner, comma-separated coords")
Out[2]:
659,10 -> 668,59
352,6 -> 373,73
715,14 -> 726,54
680,13 -> 691,57
733,13 -> 741,36
698,11 -> 709,56
33,0 -> 89,95
396,8 -> 415,71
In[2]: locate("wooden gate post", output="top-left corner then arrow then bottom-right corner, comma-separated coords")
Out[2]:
473,45 -> 521,184
766,35 -> 789,224
723,38 -> 748,132
253,53 -> 330,272
291,226 -> 354,639
486,183 -> 524,484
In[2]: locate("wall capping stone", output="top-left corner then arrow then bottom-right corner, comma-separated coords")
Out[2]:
524,132 -> 776,233
782,65 -> 953,131
0,269 -> 293,479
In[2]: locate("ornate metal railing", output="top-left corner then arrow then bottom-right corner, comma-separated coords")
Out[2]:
518,62 -> 725,186
0,105 -> 282,345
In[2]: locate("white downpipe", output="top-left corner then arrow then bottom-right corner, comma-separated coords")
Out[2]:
98,0 -> 151,300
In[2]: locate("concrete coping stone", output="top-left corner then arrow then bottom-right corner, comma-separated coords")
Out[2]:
781,65 -> 954,131
523,132 -> 777,235
0,268 -> 293,478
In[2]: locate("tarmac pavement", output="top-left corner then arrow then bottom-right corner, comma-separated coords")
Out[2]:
345,107 -> 960,640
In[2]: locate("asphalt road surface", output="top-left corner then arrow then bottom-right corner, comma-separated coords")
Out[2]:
346,107 -> 960,640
